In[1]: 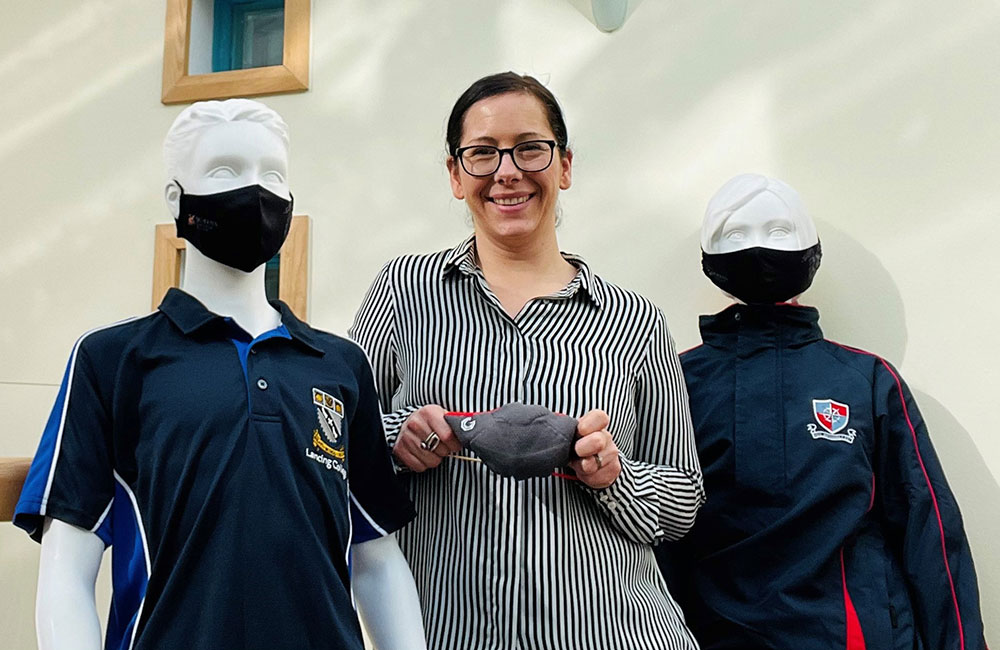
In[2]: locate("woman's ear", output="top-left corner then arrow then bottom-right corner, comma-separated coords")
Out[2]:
559,149 -> 573,191
447,158 -> 465,200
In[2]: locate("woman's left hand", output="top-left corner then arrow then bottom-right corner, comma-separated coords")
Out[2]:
569,409 -> 621,489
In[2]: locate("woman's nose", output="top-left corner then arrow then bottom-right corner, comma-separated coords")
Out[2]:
493,151 -> 522,182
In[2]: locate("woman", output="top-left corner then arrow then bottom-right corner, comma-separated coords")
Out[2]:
351,72 -> 704,650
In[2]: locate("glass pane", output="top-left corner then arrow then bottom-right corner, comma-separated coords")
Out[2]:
237,7 -> 284,69
264,252 -> 280,302
212,0 -> 284,72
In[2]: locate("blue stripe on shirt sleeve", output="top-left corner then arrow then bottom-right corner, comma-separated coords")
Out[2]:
13,353 -> 74,542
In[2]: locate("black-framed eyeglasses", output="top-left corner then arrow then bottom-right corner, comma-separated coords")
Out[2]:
454,140 -> 557,177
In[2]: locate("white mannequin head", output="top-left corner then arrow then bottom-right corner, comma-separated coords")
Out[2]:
163,98 -> 291,218
701,173 -> 817,254
161,99 -> 291,334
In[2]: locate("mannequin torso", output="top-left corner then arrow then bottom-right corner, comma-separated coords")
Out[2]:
656,173 -> 985,650
19,101 -> 425,650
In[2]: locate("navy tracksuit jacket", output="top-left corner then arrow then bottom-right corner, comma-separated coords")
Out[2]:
657,304 -> 986,650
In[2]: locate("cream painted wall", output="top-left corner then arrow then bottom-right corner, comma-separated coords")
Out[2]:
0,0 -> 996,647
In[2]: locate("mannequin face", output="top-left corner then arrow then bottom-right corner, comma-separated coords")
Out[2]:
165,120 -> 289,217
707,191 -> 813,254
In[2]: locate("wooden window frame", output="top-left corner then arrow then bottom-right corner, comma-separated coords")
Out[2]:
152,215 -> 310,319
161,0 -> 310,105
0,458 -> 30,522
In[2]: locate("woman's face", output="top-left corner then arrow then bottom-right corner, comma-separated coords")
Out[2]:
448,92 -> 572,246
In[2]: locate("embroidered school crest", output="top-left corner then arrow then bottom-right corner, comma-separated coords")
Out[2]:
808,399 -> 856,443
313,387 -> 345,444
814,399 -> 849,434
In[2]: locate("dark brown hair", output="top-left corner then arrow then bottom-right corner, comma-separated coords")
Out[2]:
446,72 -> 569,157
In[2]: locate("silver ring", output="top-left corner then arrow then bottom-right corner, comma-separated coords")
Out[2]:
594,452 -> 603,470
420,431 -> 440,452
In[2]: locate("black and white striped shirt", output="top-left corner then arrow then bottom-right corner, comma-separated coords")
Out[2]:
350,236 -> 705,650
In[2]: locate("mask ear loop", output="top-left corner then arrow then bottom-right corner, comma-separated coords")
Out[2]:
447,455 -> 482,464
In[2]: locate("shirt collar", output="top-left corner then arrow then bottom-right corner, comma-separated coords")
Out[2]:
441,235 -> 605,309
699,303 -> 823,349
158,288 -> 325,355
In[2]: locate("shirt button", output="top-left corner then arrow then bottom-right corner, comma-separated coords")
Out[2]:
734,313 -> 742,321
257,378 -> 268,390
250,349 -> 257,355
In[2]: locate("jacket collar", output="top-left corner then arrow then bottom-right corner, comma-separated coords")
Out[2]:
158,288 -> 325,355
441,235 -> 605,309
699,303 -> 823,349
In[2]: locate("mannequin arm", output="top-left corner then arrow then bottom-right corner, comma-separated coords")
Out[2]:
351,533 -> 426,650
37,518 -> 104,650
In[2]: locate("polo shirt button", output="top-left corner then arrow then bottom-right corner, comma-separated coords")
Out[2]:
257,378 -> 268,390
734,313 -> 741,321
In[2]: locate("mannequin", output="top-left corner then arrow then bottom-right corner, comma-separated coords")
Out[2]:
17,99 -> 425,650
657,174 -> 986,649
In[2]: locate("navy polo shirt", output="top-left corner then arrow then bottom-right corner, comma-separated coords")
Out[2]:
15,288 -> 415,650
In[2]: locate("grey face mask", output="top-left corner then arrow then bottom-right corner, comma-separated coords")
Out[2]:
444,403 -> 578,480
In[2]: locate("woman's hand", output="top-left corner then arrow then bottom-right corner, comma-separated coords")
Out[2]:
569,409 -> 621,489
394,405 -> 463,472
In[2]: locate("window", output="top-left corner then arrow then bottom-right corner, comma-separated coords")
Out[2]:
213,0 -> 285,73
161,0 -> 310,104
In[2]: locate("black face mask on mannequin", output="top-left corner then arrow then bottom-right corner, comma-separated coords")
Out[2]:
174,182 -> 293,273
701,242 -> 822,305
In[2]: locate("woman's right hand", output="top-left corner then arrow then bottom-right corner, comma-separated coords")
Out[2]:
394,405 -> 463,472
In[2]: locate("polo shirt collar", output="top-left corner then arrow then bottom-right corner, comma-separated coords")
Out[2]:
441,235 -> 605,309
158,288 -> 325,355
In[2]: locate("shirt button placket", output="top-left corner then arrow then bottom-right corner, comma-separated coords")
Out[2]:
246,347 -> 277,417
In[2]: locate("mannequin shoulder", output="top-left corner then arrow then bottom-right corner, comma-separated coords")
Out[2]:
67,312 -> 165,363
814,338 -> 893,384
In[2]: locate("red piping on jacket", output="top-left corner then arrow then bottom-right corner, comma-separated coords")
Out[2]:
841,547 -> 867,650
868,473 -> 875,513
828,341 -> 966,649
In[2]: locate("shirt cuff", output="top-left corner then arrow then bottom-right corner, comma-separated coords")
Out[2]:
585,454 -> 637,514
382,405 -> 420,473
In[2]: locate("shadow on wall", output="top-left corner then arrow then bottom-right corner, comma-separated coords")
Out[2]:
912,389 -> 1000,626
808,218 -> 907,365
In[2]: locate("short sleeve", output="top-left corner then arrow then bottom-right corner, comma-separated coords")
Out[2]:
346,348 -> 415,544
15,339 -> 116,545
